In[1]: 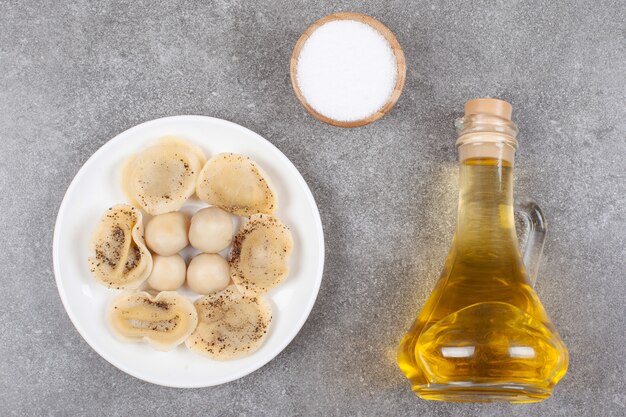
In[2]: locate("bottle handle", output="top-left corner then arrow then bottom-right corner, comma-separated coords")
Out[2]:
514,198 -> 547,287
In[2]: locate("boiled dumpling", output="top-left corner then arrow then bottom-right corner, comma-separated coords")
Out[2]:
195,153 -> 277,216
188,207 -> 232,253
107,291 -> 197,350
122,138 -> 205,215
185,285 -> 272,359
187,253 -> 230,295
229,214 -> 293,295
88,204 -> 152,289
144,211 -> 190,256
147,254 -> 187,291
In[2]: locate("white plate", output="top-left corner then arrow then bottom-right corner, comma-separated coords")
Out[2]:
53,116 -> 325,388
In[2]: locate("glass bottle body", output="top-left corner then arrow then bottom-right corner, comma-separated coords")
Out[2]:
397,156 -> 568,402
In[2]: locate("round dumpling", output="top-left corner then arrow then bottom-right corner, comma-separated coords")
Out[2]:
195,153 -> 277,216
229,214 -> 293,295
88,204 -> 152,289
122,138 -> 205,215
145,212 -> 190,256
147,254 -> 186,291
185,285 -> 272,359
108,291 -> 197,351
188,207 -> 233,253
187,253 -> 230,295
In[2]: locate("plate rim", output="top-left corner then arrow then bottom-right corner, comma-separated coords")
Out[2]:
52,115 -> 325,388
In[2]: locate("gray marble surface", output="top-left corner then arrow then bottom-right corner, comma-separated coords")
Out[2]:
1,0 -> 625,416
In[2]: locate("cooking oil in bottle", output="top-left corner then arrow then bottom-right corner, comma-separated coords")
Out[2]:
397,99 -> 568,403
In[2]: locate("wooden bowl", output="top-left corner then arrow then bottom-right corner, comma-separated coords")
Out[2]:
290,12 -> 406,128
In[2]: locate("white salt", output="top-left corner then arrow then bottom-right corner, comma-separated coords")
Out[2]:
296,19 -> 398,122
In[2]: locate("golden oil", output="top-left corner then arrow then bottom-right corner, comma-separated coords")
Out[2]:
397,99 -> 568,403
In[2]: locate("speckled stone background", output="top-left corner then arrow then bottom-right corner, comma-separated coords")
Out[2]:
1,0 -> 624,416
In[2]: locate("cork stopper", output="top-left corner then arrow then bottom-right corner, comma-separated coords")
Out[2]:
457,98 -> 517,164
464,98 -> 512,121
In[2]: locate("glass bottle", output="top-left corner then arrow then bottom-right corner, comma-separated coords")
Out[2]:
397,98 -> 568,403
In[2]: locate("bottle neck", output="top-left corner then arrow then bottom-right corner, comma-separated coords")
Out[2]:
455,113 -> 518,165
453,111 -> 520,252
455,156 -> 517,251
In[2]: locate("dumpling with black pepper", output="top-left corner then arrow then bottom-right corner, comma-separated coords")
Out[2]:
108,291 -> 197,350
185,285 -> 272,359
88,204 -> 152,289
122,138 -> 205,215
195,153 -> 277,216
229,214 -> 293,295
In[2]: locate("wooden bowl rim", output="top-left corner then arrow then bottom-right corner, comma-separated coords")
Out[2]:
290,12 -> 407,128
